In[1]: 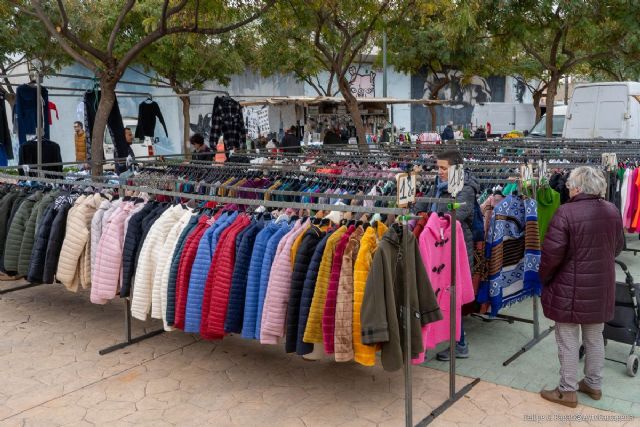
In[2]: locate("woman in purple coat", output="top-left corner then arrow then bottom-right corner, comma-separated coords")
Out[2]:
539,166 -> 624,408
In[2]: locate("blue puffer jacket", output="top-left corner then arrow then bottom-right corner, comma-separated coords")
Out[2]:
296,230 -> 332,355
224,219 -> 265,333
254,222 -> 292,339
184,211 -> 237,333
166,214 -> 200,326
241,221 -> 279,339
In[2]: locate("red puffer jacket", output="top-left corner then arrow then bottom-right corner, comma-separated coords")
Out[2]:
200,215 -> 251,339
540,194 -> 624,324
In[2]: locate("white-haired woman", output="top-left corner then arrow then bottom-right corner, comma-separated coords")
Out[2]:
539,166 -> 624,407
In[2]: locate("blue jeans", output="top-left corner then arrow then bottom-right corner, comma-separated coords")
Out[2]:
458,319 -> 466,346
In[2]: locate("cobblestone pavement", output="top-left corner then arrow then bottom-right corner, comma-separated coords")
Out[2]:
0,281 -> 635,426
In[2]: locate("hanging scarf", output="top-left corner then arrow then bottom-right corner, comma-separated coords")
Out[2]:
431,178 -> 449,212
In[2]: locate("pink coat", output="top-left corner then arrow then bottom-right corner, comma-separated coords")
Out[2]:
90,201 -> 135,304
414,214 -> 474,362
260,220 -> 307,344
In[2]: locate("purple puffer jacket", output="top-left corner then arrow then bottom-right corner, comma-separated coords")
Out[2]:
540,194 -> 624,324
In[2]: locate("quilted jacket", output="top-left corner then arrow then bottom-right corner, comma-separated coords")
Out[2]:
284,225 -> 325,353
224,219 -> 265,333
303,226 -> 347,344
91,199 -> 112,269
119,202 -> 156,297
201,215 -> 251,339
42,194 -> 80,284
90,201 -> 136,304
157,209 -> 194,330
261,219 -> 308,344
185,211 -> 238,333
4,191 -> 42,273
241,221 -> 279,339
334,226 -> 364,362
166,214 -> 201,327
28,197 -> 58,283
18,191 -> 57,277
322,225 -> 355,354
353,222 -> 387,366
0,192 -> 22,268
254,221 -> 292,339
131,204 -> 169,284
174,215 -> 213,330
131,205 -> 187,320
56,194 -> 103,292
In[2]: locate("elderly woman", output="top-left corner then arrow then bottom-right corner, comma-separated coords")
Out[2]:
539,166 -> 624,408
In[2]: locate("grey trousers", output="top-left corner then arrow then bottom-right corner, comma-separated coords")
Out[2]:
555,322 -> 605,392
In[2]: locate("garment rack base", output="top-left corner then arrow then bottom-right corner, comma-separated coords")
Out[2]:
502,326 -> 555,366
416,377 -> 481,426
0,281 -> 47,295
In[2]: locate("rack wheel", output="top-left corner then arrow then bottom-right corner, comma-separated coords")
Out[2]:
627,354 -> 639,377
579,345 -> 586,360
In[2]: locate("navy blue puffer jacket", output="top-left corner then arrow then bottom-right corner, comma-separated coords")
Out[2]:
119,202 -> 157,297
28,199 -> 57,283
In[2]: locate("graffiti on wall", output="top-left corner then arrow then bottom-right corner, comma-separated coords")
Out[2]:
348,66 -> 376,98
422,69 -> 493,108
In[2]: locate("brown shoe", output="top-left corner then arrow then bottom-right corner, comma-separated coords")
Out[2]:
578,379 -> 602,400
540,387 -> 578,408
0,272 -> 17,281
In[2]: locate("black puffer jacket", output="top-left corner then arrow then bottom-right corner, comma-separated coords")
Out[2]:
119,202 -> 157,298
285,225 -> 325,353
0,191 -> 21,270
18,192 -> 56,277
28,199 -> 58,283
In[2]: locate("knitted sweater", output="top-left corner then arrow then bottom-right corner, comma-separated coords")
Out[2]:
536,187 -> 560,243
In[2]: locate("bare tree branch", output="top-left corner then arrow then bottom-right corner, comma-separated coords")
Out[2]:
108,0 -> 136,55
522,41 -> 551,70
55,0 -> 69,27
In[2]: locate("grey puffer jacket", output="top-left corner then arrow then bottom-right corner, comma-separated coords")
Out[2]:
415,170 -> 480,265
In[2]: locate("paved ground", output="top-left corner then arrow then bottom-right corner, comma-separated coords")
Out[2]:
0,275 -> 637,426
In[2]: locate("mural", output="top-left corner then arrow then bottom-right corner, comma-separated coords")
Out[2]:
410,69 -> 505,132
348,67 -> 376,98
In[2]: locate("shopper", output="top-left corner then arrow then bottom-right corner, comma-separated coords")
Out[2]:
190,133 -> 213,161
124,127 -> 136,159
440,121 -> 455,142
280,126 -> 301,153
539,166 -> 624,408
415,149 -> 480,360
472,126 -> 487,141
73,121 -> 86,162
323,124 -> 341,145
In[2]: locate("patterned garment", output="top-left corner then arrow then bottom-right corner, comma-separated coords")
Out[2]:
478,195 -> 541,315
209,96 -> 247,150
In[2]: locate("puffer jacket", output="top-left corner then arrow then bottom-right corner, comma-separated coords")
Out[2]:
131,204 -> 169,286
290,223 -> 310,265
296,230 -> 333,355
285,225 -> 326,353
90,201 -> 136,304
119,202 -> 156,297
56,194 -> 103,292
361,225 -> 442,372
0,192 -> 22,267
131,205 -> 186,320
241,221 -> 279,339
174,215 -> 213,330
201,215 -> 251,339
261,219 -> 307,344
91,199 -> 112,269
185,211 -> 238,333
166,214 -> 202,327
353,222 -> 387,366
322,225 -> 355,353
43,194 -> 80,283
4,191 -> 42,273
18,191 -> 57,277
224,219 -> 265,333
334,226 -> 364,362
540,194 -> 624,323
254,221 -> 293,339
157,209 -> 194,330
28,196 -> 59,283
304,226 -> 347,344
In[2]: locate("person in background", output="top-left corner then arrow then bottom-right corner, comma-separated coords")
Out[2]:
539,166 -> 623,408
73,121 -> 86,163
189,133 -> 213,162
124,127 -> 136,159
280,125 -> 301,153
454,126 -> 464,140
414,149 -> 480,360
440,121 -> 455,142
472,126 -> 487,141
323,123 -> 342,145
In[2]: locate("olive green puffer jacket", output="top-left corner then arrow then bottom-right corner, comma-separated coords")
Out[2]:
4,192 -> 42,274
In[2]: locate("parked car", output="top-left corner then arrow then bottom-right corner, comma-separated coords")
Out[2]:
471,102 -> 536,136
563,82 -> 640,139
103,117 -> 157,162
528,105 -> 567,137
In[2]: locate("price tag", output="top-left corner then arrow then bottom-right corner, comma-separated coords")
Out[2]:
447,164 -> 465,197
520,163 -> 533,182
601,153 -> 617,171
396,172 -> 416,207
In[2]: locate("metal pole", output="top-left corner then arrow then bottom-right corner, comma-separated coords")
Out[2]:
383,32 -> 388,98
36,70 -> 43,178
449,204 -> 457,399
564,75 -> 569,105
403,217 -> 412,427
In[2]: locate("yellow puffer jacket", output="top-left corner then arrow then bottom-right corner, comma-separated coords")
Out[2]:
352,221 -> 387,366
303,225 -> 347,343
290,223 -> 310,268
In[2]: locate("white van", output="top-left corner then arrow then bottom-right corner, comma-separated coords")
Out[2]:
471,102 -> 536,136
528,104 -> 567,137
563,82 -> 640,139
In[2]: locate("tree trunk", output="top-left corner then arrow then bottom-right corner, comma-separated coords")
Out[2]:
180,95 -> 191,157
532,90 -> 543,123
428,105 -> 437,131
91,78 -> 117,176
545,74 -> 560,138
339,76 -> 368,152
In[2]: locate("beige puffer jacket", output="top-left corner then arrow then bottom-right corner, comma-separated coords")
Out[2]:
56,194 -> 104,292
